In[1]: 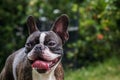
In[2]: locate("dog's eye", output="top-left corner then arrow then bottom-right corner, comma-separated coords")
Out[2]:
25,43 -> 32,48
47,41 -> 56,46
25,43 -> 32,53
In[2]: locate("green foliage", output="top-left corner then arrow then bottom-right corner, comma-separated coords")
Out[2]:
66,0 -> 120,67
65,56 -> 120,80
0,0 -> 29,70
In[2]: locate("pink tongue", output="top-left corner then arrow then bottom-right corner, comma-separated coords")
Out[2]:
32,60 -> 49,70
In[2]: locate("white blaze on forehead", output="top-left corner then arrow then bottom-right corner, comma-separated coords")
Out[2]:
39,32 -> 46,44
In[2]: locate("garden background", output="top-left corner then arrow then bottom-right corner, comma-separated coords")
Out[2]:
0,0 -> 120,80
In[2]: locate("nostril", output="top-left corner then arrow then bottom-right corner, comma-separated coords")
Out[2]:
35,46 -> 42,51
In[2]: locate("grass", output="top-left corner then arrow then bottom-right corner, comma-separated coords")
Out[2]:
65,56 -> 120,80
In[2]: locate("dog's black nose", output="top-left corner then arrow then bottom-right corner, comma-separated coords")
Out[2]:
35,46 -> 42,51
34,45 -> 46,53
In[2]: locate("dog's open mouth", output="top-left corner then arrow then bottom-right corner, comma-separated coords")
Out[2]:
31,57 -> 60,73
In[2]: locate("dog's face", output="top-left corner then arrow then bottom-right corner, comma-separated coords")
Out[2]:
25,15 -> 69,73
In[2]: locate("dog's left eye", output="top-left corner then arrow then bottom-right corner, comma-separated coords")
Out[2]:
47,41 -> 56,46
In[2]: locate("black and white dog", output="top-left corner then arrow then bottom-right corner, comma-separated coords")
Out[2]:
0,14 -> 69,80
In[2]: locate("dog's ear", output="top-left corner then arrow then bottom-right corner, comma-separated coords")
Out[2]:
51,14 -> 69,44
27,16 -> 39,34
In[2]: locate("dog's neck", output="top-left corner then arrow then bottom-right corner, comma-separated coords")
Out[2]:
32,69 -> 55,80
32,59 -> 61,80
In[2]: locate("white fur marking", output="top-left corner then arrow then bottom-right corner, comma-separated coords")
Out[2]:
13,48 -> 25,80
32,68 -> 56,80
39,33 -> 46,44
43,48 -> 61,61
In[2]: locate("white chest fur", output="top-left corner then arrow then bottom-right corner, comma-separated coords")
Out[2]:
32,69 -> 56,80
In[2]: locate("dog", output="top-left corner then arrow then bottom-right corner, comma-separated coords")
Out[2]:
0,14 -> 69,80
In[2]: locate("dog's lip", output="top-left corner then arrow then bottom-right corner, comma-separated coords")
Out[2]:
29,56 -> 60,63
30,56 -> 61,71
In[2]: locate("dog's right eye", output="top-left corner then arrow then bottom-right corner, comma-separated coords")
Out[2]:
25,43 -> 33,53
25,43 -> 32,48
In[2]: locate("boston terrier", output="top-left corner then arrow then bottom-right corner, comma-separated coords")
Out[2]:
0,14 -> 69,80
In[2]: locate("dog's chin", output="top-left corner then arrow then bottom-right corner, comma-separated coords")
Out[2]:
29,57 -> 61,73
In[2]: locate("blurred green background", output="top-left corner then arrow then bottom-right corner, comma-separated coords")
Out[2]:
0,0 -> 120,80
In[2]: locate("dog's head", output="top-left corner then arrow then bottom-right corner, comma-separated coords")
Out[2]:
25,14 -> 69,73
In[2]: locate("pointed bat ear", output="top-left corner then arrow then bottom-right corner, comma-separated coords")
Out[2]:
27,16 -> 39,34
51,14 -> 69,44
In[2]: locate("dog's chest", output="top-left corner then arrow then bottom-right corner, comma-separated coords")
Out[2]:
32,69 -> 56,80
